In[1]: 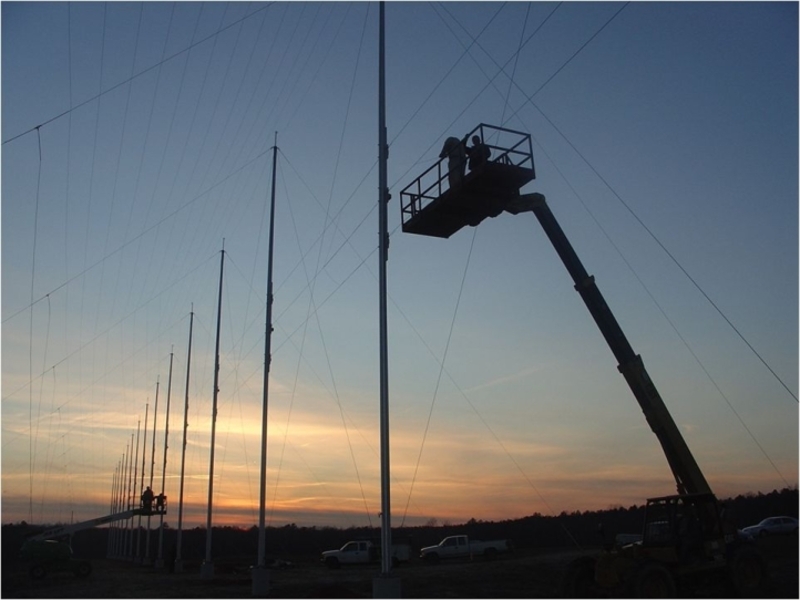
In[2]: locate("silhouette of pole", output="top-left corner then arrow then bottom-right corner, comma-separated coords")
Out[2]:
130,423 -> 141,559
145,380 -> 160,564
112,459 -> 121,558
175,309 -> 193,574
111,461 -> 119,558
107,464 -> 118,558
117,448 -> 128,558
136,403 -> 149,563
377,0 -> 393,579
202,243 -> 225,580
156,350 -> 174,568
253,135 -> 278,597
126,433 -> 135,560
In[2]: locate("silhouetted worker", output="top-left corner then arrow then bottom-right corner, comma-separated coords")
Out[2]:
156,492 -> 165,510
467,135 -> 490,171
439,136 -> 466,190
141,486 -> 154,511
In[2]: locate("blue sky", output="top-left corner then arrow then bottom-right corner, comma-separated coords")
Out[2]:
2,1 -> 797,529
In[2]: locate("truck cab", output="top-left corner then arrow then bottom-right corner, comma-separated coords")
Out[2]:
321,540 -> 410,569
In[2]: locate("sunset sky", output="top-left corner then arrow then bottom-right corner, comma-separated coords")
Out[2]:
2,1 -> 797,530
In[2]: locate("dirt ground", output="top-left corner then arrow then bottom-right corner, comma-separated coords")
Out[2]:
4,537 -> 797,598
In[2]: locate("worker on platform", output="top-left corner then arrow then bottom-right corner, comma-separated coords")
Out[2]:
141,486 -> 154,511
467,135 -> 490,171
156,492 -> 165,511
439,136 -> 467,190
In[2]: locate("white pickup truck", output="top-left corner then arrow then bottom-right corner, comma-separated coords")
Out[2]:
420,535 -> 512,562
321,540 -> 411,569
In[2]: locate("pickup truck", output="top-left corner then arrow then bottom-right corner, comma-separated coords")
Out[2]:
321,540 -> 411,569
419,535 -> 512,563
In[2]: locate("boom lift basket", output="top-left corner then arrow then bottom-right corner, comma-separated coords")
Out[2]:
400,124 -> 536,238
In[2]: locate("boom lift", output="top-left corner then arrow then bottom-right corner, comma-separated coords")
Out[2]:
21,497 -> 167,579
400,125 -> 765,597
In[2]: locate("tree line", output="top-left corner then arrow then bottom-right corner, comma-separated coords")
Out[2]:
4,487 -> 796,567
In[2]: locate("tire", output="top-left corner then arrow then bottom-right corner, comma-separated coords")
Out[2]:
29,564 -> 46,580
484,547 -> 497,560
74,561 -> 92,578
325,556 -> 340,569
629,563 -> 676,598
728,546 -> 767,597
758,529 -> 768,538
561,556 -> 599,598
423,552 -> 439,564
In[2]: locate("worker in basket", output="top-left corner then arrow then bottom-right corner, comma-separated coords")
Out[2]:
141,486 -> 154,512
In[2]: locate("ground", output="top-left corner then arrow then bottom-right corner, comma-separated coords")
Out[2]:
3,536 -> 797,598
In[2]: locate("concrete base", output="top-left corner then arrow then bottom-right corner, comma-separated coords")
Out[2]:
372,575 -> 401,599
173,558 -> 184,574
154,558 -> 165,569
251,566 -> 270,597
201,560 -> 215,580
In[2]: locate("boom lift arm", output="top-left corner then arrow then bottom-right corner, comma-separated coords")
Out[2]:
26,499 -> 167,543
506,193 -> 711,497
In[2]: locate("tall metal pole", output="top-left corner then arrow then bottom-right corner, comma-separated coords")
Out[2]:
145,380 -> 160,564
130,420 -> 141,559
111,460 -> 120,558
117,444 -> 128,558
107,464 -> 118,558
202,243 -> 226,580
175,309 -> 194,574
156,349 -> 174,568
253,135 -> 278,597
136,403 -> 149,563
377,0 -> 393,579
125,433 -> 135,560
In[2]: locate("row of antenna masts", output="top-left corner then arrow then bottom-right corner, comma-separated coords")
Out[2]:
103,164 -> 267,583
105,305 -> 193,571
104,241 -> 225,575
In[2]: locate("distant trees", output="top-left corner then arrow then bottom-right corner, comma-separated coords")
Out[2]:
4,488 -> 796,565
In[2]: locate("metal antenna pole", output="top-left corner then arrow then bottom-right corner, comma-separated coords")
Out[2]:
202,242 -> 225,580
120,434 -> 133,558
378,0 -> 393,580
125,437 -> 134,559
156,349 -> 174,568
253,134 -> 278,597
145,380 -> 160,564
175,308 -> 194,574
136,402 -> 149,563
107,464 -> 117,558
130,420 -> 141,559
116,462 -> 124,555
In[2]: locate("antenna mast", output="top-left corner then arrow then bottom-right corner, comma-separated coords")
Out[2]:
202,242 -> 225,580
253,134 -> 279,597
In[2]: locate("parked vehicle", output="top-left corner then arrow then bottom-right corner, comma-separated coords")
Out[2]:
741,516 -> 798,538
419,535 -> 512,563
321,540 -> 410,569
20,539 -> 92,580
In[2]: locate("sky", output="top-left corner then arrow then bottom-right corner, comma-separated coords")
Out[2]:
1,1 -> 797,531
